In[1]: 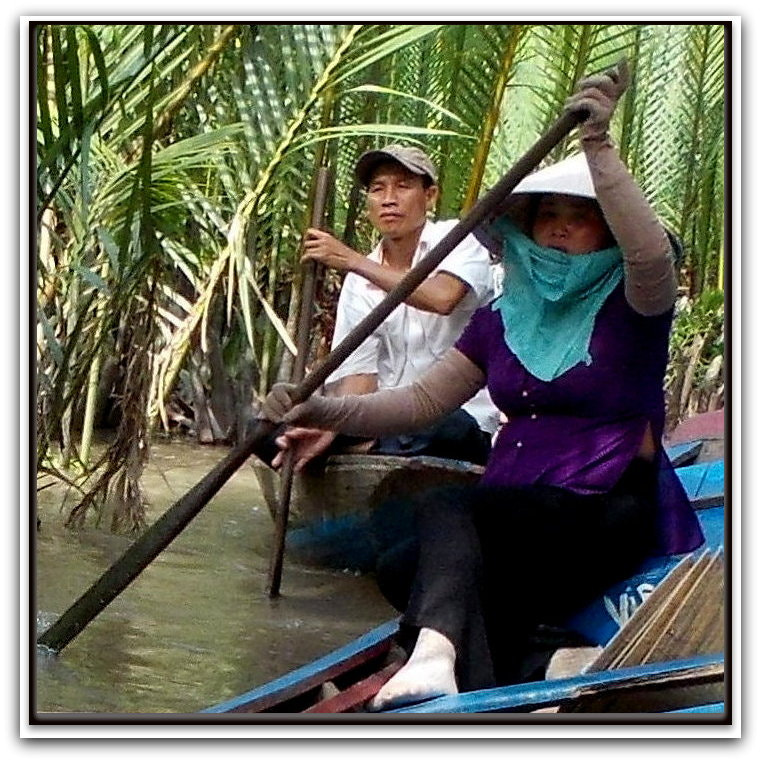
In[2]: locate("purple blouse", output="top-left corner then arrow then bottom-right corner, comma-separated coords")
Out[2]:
455,284 -> 704,555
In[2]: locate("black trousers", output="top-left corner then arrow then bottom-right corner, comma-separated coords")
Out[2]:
371,459 -> 659,691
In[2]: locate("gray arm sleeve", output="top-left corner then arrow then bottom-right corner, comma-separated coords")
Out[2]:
584,138 -> 677,316
282,348 -> 486,436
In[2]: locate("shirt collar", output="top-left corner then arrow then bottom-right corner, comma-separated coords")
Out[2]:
369,219 -> 435,265
417,218 -> 436,247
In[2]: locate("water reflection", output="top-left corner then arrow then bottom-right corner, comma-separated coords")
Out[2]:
34,439 -> 396,714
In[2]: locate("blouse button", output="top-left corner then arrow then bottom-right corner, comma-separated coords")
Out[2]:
516,441 -> 523,448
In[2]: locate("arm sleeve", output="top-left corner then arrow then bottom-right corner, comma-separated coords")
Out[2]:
434,224 -> 495,303
283,348 -> 486,436
584,139 -> 678,316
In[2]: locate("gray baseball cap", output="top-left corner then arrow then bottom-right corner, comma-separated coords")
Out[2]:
355,144 -> 438,187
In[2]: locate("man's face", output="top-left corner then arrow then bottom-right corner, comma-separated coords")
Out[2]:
365,162 -> 438,240
531,194 -> 612,255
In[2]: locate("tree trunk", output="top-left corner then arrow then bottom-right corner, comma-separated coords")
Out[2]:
206,302 -> 236,441
189,353 -> 214,444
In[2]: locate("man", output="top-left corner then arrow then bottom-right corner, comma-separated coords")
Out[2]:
272,144 -> 500,471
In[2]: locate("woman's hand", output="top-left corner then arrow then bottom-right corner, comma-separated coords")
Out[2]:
262,382 -> 298,423
566,60 -> 630,141
262,383 -> 339,428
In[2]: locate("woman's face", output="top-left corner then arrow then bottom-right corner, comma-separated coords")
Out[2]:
531,194 -> 613,255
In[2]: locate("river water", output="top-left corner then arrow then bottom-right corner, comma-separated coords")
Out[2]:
33,439 -> 396,715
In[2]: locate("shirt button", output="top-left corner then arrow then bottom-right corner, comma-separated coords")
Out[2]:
516,441 -> 523,448
521,390 -> 529,397
530,413 -> 537,420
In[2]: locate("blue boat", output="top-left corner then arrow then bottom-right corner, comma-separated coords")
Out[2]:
203,460 -> 725,715
389,653 -> 724,715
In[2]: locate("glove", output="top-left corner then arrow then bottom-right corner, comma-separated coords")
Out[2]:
565,60 -> 630,142
261,383 -> 298,423
262,383 -> 343,427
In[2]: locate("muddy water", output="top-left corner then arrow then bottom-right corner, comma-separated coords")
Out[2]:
34,439 -> 396,714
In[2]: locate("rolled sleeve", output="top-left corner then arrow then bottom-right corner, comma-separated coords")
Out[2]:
326,273 -> 380,384
434,227 -> 494,303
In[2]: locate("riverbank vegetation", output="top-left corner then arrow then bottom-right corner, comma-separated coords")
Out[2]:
35,23 -> 726,530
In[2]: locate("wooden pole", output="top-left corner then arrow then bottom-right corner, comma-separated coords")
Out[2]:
267,167 -> 331,597
37,109 -> 583,654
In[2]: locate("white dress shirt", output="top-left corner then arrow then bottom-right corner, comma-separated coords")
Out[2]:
326,220 -> 501,435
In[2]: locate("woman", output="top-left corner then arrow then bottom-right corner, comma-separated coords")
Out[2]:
263,63 -> 705,710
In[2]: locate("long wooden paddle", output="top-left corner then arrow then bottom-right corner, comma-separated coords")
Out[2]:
37,108 -> 584,654
267,166 -> 331,597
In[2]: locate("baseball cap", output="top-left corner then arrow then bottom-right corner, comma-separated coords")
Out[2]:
355,144 -> 438,187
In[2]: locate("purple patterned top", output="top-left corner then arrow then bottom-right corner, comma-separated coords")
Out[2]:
455,284 -> 704,554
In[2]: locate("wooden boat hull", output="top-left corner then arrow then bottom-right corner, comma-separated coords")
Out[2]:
252,453 -> 484,569
253,452 -> 484,523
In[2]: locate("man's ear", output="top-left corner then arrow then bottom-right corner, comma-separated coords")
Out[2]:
425,184 -> 439,211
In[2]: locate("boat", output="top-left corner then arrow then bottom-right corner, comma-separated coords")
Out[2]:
253,445 -> 724,570
203,475 -> 725,715
665,407 -> 725,465
252,452 -> 484,570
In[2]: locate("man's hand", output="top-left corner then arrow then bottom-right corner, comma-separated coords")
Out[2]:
272,427 -> 338,471
566,60 -> 630,142
302,228 -> 362,272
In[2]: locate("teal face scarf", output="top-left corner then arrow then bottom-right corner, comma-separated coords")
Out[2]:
491,218 -> 623,381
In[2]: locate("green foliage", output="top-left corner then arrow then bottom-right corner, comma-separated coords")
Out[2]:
665,289 -> 725,427
670,289 -> 725,363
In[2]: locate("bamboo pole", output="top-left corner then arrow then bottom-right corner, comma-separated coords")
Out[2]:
37,108 -> 584,654
267,167 -> 331,597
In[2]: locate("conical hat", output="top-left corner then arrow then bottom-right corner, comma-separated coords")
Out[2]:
511,152 -> 595,198
474,152 -> 683,263
475,153 -> 598,255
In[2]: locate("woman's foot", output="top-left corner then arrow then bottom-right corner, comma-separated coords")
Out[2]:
367,628 -> 457,711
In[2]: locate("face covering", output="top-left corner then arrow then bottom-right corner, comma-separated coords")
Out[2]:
491,218 -> 623,381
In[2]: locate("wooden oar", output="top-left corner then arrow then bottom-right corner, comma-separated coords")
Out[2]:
36,108 -> 584,654
267,166 -> 331,597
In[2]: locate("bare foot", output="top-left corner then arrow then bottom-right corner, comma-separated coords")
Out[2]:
367,628 -> 457,711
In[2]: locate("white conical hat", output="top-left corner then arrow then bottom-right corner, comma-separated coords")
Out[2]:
475,152 -> 683,262
511,152 -> 596,199
475,153 -> 599,255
